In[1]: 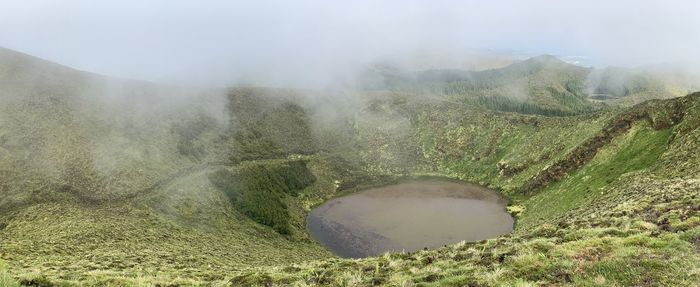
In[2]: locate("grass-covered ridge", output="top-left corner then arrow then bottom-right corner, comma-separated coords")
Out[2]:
2,47 -> 700,286
229,93 -> 700,286
518,122 -> 672,229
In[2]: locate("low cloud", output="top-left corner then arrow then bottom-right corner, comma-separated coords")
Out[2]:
1,0 -> 698,87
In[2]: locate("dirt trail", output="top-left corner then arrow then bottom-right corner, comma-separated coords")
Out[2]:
125,161 -> 234,200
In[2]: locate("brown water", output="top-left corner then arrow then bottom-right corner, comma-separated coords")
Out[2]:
306,180 -> 514,258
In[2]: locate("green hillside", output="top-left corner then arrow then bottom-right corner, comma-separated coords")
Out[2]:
228,92 -> 700,287
587,66 -> 700,105
1,48 -> 700,286
367,55 -> 698,117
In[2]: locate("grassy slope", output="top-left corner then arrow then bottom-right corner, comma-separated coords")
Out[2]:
588,66 -> 700,106
8,92 -> 694,286
374,55 -> 700,116
2,47 -> 700,286
231,93 -> 700,286
0,50 -> 339,285
375,55 -> 595,116
518,123 -> 672,229
0,259 -> 19,287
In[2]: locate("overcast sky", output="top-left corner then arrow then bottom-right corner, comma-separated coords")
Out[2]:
1,0 -> 699,86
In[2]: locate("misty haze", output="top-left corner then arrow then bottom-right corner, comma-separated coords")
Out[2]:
1,1 -> 700,286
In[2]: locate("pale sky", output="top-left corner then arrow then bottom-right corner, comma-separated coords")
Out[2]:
1,0 -> 699,86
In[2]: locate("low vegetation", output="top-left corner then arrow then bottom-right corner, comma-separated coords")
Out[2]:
1,48 -> 700,286
229,93 -> 700,286
209,160 -> 316,234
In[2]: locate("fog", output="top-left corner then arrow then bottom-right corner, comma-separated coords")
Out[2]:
1,0 -> 699,87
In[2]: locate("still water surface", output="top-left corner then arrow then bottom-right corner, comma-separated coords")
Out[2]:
307,180 -> 514,258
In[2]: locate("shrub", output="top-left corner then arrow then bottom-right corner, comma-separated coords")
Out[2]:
209,160 -> 316,234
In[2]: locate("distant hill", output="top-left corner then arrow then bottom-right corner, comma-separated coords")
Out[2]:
362,54 -> 700,116
587,65 -> 700,105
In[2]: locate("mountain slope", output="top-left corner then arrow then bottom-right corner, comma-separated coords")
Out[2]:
230,92 -> 700,286
366,55 -> 594,116
366,55 -> 700,117
1,48 -> 700,286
